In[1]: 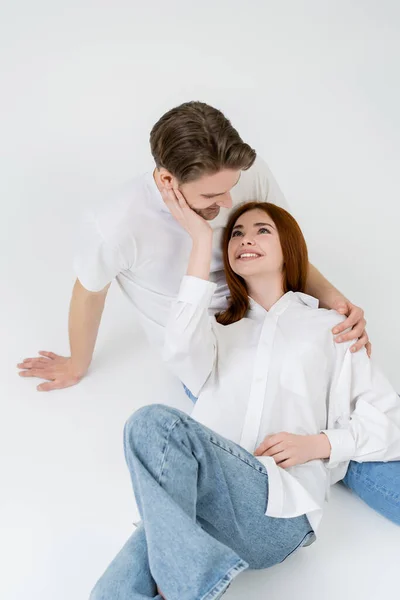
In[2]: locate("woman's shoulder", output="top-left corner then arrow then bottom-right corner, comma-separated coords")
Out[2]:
288,298 -> 347,339
309,307 -> 347,328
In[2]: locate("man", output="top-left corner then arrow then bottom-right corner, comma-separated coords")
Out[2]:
17,101 -> 398,524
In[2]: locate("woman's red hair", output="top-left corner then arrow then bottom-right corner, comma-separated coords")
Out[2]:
216,202 -> 309,325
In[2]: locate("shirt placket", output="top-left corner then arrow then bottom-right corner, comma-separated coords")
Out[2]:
239,314 -> 278,453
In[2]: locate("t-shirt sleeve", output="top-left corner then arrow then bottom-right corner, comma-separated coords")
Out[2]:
73,210 -> 135,292
256,156 -> 289,209
232,155 -> 290,210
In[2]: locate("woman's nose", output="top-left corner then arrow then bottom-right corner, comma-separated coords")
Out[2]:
241,238 -> 255,245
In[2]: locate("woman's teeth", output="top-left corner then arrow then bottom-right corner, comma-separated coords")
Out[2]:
238,253 -> 261,259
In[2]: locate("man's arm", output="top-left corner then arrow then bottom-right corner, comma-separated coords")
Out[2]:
17,278 -> 110,391
306,263 -> 342,309
307,263 -> 370,356
256,158 -> 370,355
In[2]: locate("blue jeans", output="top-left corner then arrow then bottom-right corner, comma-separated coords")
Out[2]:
90,404 -> 314,600
183,383 -> 198,403
343,460 -> 400,525
183,385 -> 400,526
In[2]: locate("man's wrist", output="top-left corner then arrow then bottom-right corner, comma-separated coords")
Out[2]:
69,358 -> 89,379
306,263 -> 345,310
330,294 -> 350,309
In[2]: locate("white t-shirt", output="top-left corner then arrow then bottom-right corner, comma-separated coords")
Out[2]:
74,156 -> 288,348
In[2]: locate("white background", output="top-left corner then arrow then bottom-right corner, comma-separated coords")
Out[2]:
1,2 -> 399,600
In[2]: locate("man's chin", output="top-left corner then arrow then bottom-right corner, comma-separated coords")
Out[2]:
197,207 -> 221,221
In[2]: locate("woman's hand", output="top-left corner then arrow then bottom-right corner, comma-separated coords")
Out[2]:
161,186 -> 213,280
161,186 -> 212,242
254,432 -> 331,468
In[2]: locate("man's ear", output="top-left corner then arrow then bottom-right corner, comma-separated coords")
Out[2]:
158,168 -> 175,190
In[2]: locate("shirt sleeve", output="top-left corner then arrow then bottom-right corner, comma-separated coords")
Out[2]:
322,344 -> 400,468
73,210 -> 136,292
163,276 -> 218,397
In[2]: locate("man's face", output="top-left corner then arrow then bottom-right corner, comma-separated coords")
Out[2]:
178,169 -> 241,220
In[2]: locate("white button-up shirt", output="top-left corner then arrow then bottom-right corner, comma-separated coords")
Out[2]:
74,157 -> 287,349
163,276 -> 400,532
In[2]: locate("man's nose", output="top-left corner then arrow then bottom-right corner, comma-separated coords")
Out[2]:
217,193 -> 232,209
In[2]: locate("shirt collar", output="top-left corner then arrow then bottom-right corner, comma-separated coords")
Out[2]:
295,292 -> 319,309
248,290 -> 319,321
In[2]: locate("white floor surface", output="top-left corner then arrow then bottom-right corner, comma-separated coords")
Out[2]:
2,273 -> 399,600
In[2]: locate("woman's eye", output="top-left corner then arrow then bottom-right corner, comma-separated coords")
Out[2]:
231,230 -> 243,237
258,227 -> 271,234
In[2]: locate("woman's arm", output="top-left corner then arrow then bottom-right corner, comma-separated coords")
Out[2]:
162,187 -> 219,396
254,344 -> 400,469
322,344 -> 400,468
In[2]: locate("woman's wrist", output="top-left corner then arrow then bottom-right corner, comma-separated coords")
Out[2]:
314,433 -> 332,460
187,231 -> 213,280
191,229 -> 213,247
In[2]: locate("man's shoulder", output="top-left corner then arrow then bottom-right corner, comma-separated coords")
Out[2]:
231,156 -> 269,200
85,172 -> 155,237
231,155 -> 288,209
97,172 -> 151,216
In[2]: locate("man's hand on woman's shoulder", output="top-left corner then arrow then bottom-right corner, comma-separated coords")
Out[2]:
330,298 -> 371,357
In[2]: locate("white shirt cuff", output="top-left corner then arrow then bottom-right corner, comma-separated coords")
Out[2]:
321,428 -> 356,468
178,276 -> 218,308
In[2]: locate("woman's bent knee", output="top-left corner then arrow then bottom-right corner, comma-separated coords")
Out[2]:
124,404 -> 184,454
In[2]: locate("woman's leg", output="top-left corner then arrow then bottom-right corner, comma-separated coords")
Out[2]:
114,404 -> 313,600
89,524 -> 162,600
342,461 -> 400,525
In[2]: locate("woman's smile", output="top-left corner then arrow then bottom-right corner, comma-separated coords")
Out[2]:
236,252 -> 264,261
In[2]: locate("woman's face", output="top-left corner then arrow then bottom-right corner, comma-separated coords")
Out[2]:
228,208 -> 284,279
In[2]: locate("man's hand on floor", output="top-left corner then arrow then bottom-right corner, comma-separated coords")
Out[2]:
17,351 -> 85,391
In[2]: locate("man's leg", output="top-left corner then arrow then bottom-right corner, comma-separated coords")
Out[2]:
120,404 -> 313,600
342,461 -> 400,525
182,383 -> 198,403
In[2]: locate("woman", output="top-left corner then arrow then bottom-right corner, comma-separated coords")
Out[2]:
90,196 -> 400,600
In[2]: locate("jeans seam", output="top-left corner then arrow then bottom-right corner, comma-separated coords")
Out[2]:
279,530 -> 315,564
349,470 -> 400,503
199,558 -> 249,600
209,437 -> 268,476
157,416 -> 183,485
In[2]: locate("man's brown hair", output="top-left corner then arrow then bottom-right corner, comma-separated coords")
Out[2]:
150,101 -> 256,183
